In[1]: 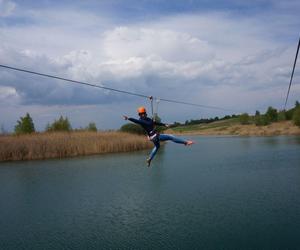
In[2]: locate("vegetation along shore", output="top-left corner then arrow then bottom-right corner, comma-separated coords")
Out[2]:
0,131 -> 152,162
1,101 -> 299,162
167,102 -> 300,136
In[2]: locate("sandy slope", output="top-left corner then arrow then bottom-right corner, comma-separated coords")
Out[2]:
168,121 -> 300,136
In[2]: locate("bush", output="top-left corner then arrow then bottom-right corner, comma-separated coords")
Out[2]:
239,113 -> 250,125
292,107 -> 300,127
255,115 -> 270,126
86,122 -> 97,132
285,109 -> 294,120
46,116 -> 72,132
120,123 -> 145,135
223,115 -> 231,120
278,111 -> 286,121
283,102 -> 299,120
14,113 -> 35,134
265,106 -> 278,122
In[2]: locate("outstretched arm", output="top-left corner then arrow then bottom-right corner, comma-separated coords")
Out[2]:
123,115 -> 148,126
154,121 -> 170,128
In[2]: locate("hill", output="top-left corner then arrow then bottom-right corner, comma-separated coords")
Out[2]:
167,119 -> 300,136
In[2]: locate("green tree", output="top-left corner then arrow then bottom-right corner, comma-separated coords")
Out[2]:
86,122 -> 97,132
295,101 -> 300,108
292,107 -> 300,127
14,113 -> 35,134
46,116 -> 72,132
265,106 -> 278,122
239,113 -> 250,125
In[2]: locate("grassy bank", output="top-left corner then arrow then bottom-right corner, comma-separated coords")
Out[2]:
167,119 -> 300,136
0,131 -> 152,162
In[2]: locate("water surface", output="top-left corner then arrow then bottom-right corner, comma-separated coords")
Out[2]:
0,136 -> 300,249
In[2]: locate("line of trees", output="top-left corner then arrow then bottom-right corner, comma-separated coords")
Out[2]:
239,101 -> 300,126
172,114 -> 238,127
3,100 -> 300,135
11,114 -> 98,135
167,101 -> 300,128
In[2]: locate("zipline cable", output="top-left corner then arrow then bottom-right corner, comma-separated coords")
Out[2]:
0,63 -> 239,113
159,97 -> 235,112
0,64 -> 149,99
284,37 -> 300,110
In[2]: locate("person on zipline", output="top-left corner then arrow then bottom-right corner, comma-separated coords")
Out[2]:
123,106 -> 194,167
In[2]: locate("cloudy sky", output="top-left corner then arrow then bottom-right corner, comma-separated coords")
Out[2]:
0,0 -> 299,131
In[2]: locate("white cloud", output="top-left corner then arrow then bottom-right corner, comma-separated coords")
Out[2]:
102,26 -> 214,61
0,86 -> 19,104
0,0 -> 15,17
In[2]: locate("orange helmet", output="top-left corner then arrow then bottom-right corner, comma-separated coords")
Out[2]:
137,106 -> 146,114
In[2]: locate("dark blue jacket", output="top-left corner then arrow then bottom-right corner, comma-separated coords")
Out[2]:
128,117 -> 166,136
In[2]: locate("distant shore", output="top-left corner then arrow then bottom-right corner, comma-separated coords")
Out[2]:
0,131 -> 152,162
1,121 -> 299,162
167,121 -> 300,136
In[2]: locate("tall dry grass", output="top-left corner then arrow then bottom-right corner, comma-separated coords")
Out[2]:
0,131 -> 152,162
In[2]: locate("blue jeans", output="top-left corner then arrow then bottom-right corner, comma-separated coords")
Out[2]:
149,134 -> 187,161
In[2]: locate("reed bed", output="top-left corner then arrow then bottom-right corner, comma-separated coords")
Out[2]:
0,131 -> 152,162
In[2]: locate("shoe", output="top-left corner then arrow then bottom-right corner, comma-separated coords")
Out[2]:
146,158 -> 152,167
185,140 -> 194,146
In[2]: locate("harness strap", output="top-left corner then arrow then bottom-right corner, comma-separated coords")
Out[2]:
148,133 -> 158,141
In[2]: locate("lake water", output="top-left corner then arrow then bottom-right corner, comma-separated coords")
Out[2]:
0,136 -> 300,250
